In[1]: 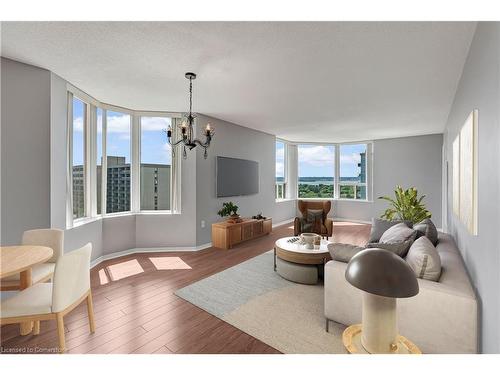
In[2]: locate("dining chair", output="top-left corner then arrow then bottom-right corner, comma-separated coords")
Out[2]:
0,228 -> 64,291
0,243 -> 95,353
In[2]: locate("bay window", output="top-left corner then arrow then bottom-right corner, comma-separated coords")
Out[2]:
66,86 -> 181,228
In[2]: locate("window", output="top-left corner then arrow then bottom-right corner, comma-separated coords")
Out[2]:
339,143 -> 367,200
275,140 -> 286,199
106,111 -> 131,213
66,88 -> 181,228
140,117 -> 172,210
72,97 -> 86,219
96,108 -> 103,215
298,144 -> 335,198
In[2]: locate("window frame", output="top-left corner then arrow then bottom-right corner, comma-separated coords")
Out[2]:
66,84 -> 182,229
68,93 -> 90,223
138,114 -> 175,213
296,142 -> 336,200
338,142 -> 371,201
294,140 -> 373,202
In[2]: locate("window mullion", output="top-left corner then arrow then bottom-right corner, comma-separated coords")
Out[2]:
66,93 -> 74,229
102,109 -> 107,215
131,114 -> 141,213
335,145 -> 340,199
89,104 -> 97,217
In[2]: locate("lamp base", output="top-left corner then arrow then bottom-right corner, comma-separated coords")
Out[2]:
342,324 -> 421,354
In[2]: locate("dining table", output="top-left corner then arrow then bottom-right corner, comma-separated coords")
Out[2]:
0,245 -> 54,335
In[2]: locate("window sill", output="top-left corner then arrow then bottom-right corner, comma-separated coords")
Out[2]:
296,197 -> 373,203
69,211 -> 180,229
275,198 -> 294,203
70,216 -> 101,229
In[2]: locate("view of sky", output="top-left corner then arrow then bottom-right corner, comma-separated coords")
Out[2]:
276,143 -> 367,179
73,98 -> 172,167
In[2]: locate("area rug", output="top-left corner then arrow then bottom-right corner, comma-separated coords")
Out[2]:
175,251 -> 348,354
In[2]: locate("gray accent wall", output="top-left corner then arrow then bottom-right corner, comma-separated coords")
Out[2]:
1,58 -> 51,245
443,23 -> 500,353
195,114 -> 296,246
334,134 -> 443,226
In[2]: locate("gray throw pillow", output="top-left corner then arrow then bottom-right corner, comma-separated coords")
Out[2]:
368,222 -> 417,257
413,218 -> 439,246
327,243 -> 365,263
368,218 -> 413,243
405,236 -> 442,281
366,240 -> 415,258
307,209 -> 323,224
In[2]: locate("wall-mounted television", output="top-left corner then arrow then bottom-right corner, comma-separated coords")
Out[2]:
216,156 -> 259,197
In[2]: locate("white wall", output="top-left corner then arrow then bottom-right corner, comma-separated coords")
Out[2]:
334,134 -> 443,226
1,58 -> 51,245
443,23 -> 500,353
195,114 -> 296,246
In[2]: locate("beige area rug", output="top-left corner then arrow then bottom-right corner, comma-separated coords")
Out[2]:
175,251 -> 348,353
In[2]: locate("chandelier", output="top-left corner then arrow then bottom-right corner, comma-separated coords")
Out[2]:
166,72 -> 214,159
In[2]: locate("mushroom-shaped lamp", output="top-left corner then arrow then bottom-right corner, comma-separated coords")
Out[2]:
345,248 -> 419,354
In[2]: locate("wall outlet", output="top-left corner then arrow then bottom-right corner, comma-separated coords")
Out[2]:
201,220 -> 206,228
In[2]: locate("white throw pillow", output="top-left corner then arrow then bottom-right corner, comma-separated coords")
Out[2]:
405,236 -> 442,281
379,222 -> 416,244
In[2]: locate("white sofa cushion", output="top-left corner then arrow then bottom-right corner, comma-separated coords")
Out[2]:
0,283 -> 53,318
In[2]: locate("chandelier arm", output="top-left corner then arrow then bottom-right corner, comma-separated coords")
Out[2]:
192,138 -> 211,149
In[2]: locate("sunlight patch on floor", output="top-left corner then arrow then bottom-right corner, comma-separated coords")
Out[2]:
149,256 -> 192,270
106,259 -> 145,281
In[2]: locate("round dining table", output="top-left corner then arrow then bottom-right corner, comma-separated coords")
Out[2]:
0,245 -> 54,335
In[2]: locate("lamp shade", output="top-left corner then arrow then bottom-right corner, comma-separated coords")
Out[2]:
345,248 -> 419,298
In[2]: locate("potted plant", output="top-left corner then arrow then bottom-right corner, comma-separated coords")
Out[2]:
218,202 -> 240,222
378,185 -> 431,225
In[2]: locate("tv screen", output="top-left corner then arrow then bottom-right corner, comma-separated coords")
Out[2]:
216,156 -> 259,197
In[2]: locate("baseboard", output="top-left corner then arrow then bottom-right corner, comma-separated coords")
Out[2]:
90,242 -> 212,269
272,218 -> 294,228
333,217 -> 371,225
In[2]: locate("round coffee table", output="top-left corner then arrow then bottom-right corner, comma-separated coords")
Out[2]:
274,237 -> 332,284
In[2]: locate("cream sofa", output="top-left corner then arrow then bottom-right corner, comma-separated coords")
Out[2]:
324,233 -> 478,353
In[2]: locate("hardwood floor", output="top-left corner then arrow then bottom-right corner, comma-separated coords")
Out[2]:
0,221 -> 370,354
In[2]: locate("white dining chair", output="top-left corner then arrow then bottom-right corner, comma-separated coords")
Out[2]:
0,243 -> 95,353
0,228 -> 64,291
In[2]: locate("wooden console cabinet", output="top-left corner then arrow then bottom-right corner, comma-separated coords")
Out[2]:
212,218 -> 272,249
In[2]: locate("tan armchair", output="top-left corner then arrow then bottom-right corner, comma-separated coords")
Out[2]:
294,200 -> 333,239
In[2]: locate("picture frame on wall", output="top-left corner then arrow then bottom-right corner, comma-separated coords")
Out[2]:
452,110 -> 478,235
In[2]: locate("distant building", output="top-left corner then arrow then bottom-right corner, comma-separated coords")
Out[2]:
72,165 -> 85,218
72,156 -> 170,216
357,151 -> 366,199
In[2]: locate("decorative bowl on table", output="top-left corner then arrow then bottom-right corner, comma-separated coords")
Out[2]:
300,233 -> 319,249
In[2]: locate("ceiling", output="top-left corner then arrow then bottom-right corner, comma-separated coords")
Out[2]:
1,22 -> 476,142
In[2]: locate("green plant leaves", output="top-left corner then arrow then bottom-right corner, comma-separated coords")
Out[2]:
218,201 -> 239,217
378,185 -> 431,224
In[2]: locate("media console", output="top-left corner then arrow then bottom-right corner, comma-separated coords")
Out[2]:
212,218 -> 272,249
